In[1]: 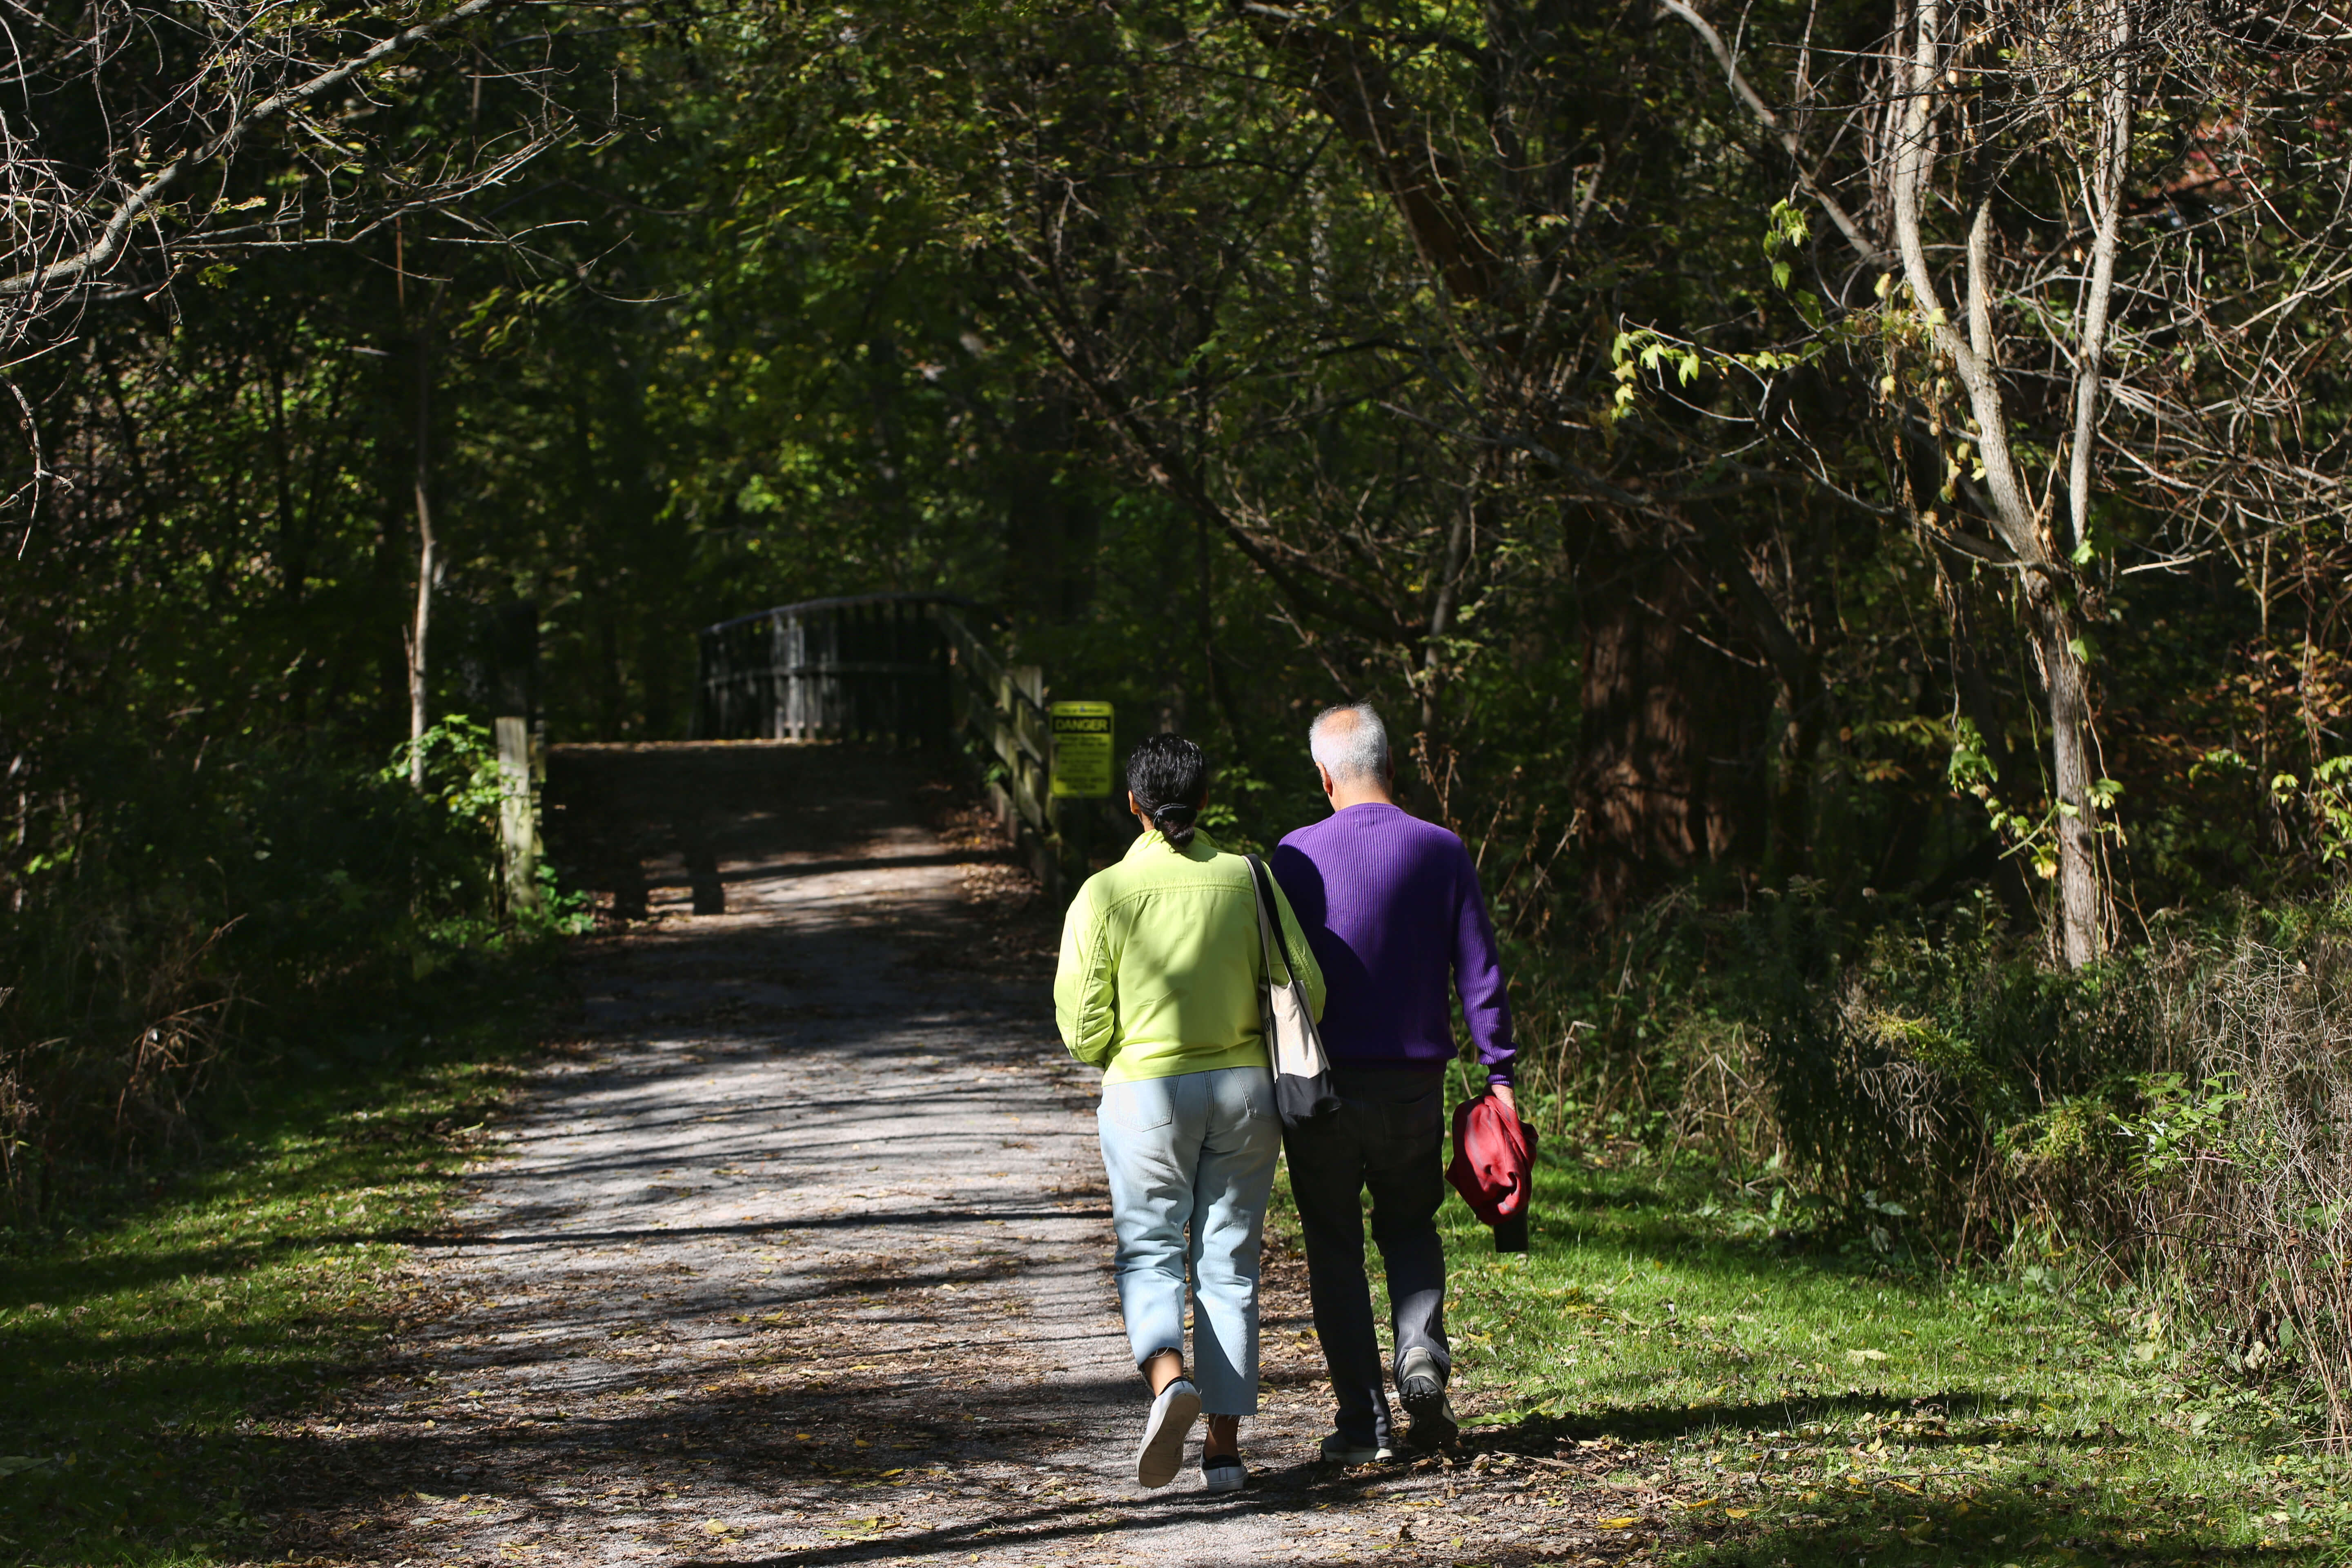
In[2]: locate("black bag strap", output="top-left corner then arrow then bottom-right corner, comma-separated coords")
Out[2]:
1244,854 -> 1294,988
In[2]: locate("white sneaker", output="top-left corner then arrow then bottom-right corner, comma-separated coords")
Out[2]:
1135,1378 -> 1201,1488
1202,1454 -> 1247,1493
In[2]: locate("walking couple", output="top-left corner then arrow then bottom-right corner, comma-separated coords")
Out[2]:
1052,702 -> 1516,1494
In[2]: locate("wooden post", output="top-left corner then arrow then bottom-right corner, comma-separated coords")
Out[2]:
1054,795 -> 1090,890
495,715 -> 541,915
1007,666 -> 1057,899
786,608 -> 796,739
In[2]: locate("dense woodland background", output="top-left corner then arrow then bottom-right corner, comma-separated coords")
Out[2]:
5,0 -> 2352,1435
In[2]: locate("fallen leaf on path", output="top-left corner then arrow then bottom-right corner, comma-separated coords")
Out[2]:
819,1516 -> 893,1539
1599,1517 -> 1639,1529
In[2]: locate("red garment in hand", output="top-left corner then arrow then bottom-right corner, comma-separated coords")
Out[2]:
1447,1093 -> 1535,1226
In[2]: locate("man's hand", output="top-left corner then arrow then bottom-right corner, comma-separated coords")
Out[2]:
1490,1082 -> 1517,1117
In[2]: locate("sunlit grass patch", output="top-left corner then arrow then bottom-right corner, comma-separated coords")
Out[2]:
1421,1151 -> 2350,1566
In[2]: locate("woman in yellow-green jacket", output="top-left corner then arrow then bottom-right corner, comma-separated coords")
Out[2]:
1054,734 -> 1324,1495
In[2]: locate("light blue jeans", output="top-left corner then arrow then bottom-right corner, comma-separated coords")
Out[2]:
1096,1065 -> 1282,1416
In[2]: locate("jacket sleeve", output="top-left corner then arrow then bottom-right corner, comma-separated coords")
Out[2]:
1265,872 -> 1329,1022
1450,837 -> 1516,1082
1053,879 -> 1118,1068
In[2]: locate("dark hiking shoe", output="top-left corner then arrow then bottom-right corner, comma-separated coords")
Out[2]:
1319,1433 -> 1396,1464
1398,1348 -> 1458,1450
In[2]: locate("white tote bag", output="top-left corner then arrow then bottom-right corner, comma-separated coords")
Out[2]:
1245,855 -> 1340,1127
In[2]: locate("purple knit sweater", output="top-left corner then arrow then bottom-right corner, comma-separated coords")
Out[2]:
1271,802 -> 1515,1083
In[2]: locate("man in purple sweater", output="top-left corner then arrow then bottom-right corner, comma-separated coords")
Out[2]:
1271,702 -> 1516,1461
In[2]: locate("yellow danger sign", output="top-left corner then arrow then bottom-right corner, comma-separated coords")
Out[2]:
1050,701 -> 1114,798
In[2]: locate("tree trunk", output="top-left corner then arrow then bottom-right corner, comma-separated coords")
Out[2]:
405,313 -> 436,789
1575,538 -> 1767,922
2030,587 -> 2104,965
1879,4 -> 2109,964
1691,504 -> 1831,886
1417,476 -> 1479,742
1766,688 -> 1824,886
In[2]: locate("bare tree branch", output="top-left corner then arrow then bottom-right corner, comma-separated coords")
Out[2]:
1654,0 -> 1887,268
0,0 -> 513,298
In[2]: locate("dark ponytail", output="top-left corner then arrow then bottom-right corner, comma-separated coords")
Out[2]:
1127,734 -> 1209,849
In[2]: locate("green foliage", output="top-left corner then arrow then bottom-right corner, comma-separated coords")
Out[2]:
2267,758 -> 2352,869
1761,196 -> 1811,292
1494,888 -> 2352,1446
2107,1071 -> 2243,1182
4,0 -> 2352,1474
0,732 -> 526,1218
1748,899 -> 2153,1232
383,717 -> 503,828
9,0 -> 2344,1064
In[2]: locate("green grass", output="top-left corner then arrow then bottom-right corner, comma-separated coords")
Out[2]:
0,967 -> 552,1567
13,979 -> 2343,1568
1433,1144 -> 2350,1566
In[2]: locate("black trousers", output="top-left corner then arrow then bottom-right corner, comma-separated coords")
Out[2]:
1283,1066 -> 1450,1448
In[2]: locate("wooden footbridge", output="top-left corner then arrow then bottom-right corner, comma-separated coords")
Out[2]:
690,593 -> 1099,894
485,594 -> 1117,918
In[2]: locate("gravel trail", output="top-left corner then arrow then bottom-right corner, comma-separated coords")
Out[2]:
260,744 -> 1614,1566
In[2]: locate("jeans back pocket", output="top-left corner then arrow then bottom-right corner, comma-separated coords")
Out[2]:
1101,1077 -> 1177,1133
1234,1065 -> 1277,1125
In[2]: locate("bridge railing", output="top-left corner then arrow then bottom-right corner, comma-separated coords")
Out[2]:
693,594 -> 1075,898
693,593 -> 957,746
934,607 -> 1066,892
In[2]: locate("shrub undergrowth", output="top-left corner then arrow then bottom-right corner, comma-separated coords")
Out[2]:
1497,886 -> 2352,1452
0,717 -> 581,1224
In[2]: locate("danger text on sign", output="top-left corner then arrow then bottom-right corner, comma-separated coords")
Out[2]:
1050,701 -> 1114,798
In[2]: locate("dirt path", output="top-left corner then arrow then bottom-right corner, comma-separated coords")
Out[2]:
261,744 -> 1614,1566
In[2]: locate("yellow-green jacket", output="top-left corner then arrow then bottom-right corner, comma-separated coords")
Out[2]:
1054,829 -> 1326,1085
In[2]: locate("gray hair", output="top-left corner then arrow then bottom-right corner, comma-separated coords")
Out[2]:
1309,702 -> 1391,784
